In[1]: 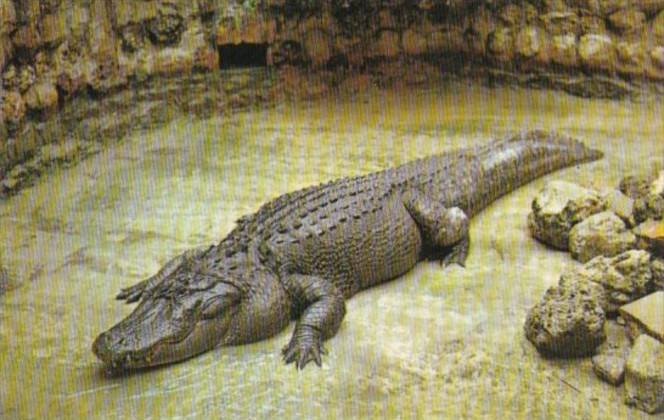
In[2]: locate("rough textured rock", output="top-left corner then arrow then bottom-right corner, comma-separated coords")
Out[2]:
499,4 -> 528,25
592,320 -> 631,385
651,171 -> 664,196
466,5 -> 495,55
146,3 -> 186,46
619,174 -> 655,199
0,34 -> 10,71
539,12 -> 579,35
624,334 -> 664,414
41,7 -> 70,46
619,291 -> 664,342
86,0 -> 123,93
634,194 -> 664,223
603,189 -> 635,226
3,0 -> 664,196
18,65 -> 35,93
370,30 -> 400,59
1,90 -> 26,126
578,34 -> 616,70
487,27 -> 514,62
653,10 -> 664,44
528,180 -> 605,250
0,0 -> 15,36
607,8 -> 646,35
634,220 -> 664,256
652,257 -> 664,290
569,211 -> 637,262
569,250 -> 654,313
302,29 -> 332,67
114,1 -> 160,28
550,33 -> 579,66
579,14 -> 607,34
619,175 -> 664,223
149,20 -> 214,76
514,25 -> 547,61
52,42 -> 87,98
615,41 -> 647,74
0,255 -> 9,294
525,275 -> 607,357
402,29 -> 427,56
24,80 -> 58,114
651,46 -> 664,69
637,0 -> 664,14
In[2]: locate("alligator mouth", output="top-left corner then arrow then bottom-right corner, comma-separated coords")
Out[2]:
93,316 -> 230,370
92,335 -> 166,370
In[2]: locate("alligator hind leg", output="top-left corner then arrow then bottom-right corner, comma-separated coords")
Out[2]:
116,246 -> 210,303
404,194 -> 470,266
441,236 -> 470,267
281,274 -> 346,369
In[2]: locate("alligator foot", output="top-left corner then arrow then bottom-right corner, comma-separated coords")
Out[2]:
281,274 -> 345,369
441,236 -> 470,267
282,326 -> 327,369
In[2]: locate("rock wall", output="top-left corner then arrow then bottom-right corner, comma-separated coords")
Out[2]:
1,0 -> 664,192
0,0 -> 219,179
257,0 -> 664,77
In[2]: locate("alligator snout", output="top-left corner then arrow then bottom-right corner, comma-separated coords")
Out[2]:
92,330 -> 131,369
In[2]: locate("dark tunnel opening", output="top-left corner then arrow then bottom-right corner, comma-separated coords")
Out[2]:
218,43 -> 269,69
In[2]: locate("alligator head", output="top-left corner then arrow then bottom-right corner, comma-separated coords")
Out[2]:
92,268 -> 241,369
93,247 -> 293,370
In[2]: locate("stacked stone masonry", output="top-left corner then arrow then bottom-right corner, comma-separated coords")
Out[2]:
1,0 -> 664,182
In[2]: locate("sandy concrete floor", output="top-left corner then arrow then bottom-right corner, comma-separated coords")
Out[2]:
0,80 -> 662,419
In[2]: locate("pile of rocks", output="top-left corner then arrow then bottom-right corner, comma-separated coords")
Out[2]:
525,171 -> 664,414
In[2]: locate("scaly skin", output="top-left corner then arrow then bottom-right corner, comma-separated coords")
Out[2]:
92,130 -> 602,370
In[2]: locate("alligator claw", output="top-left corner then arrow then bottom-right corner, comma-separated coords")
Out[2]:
439,237 -> 469,268
440,252 -> 465,268
282,332 -> 326,370
116,279 -> 150,303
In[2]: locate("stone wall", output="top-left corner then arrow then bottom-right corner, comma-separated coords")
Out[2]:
256,0 -> 664,77
1,0 -> 664,194
0,0 -> 220,180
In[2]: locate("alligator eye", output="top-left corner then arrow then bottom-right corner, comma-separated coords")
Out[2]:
201,296 -> 230,319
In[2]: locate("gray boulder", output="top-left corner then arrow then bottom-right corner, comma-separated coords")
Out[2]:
524,275 -> 607,357
591,320 -> 631,386
633,219 -> 664,257
652,257 -> 664,290
619,174 -> 652,199
619,291 -> 664,343
569,211 -> 637,262
603,189 -> 635,227
625,334 -> 664,414
528,180 -> 605,250
633,194 -> 664,224
569,250 -> 654,314
619,173 -> 664,223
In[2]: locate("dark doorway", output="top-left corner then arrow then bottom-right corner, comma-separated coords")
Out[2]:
218,43 -> 268,69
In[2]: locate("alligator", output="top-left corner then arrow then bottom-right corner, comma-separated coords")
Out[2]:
93,130 -> 602,370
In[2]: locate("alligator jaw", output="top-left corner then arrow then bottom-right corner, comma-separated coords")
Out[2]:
92,293 -> 235,369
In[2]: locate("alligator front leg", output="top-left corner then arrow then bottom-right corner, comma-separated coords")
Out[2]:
282,274 -> 346,369
116,246 -> 211,303
405,193 -> 470,266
